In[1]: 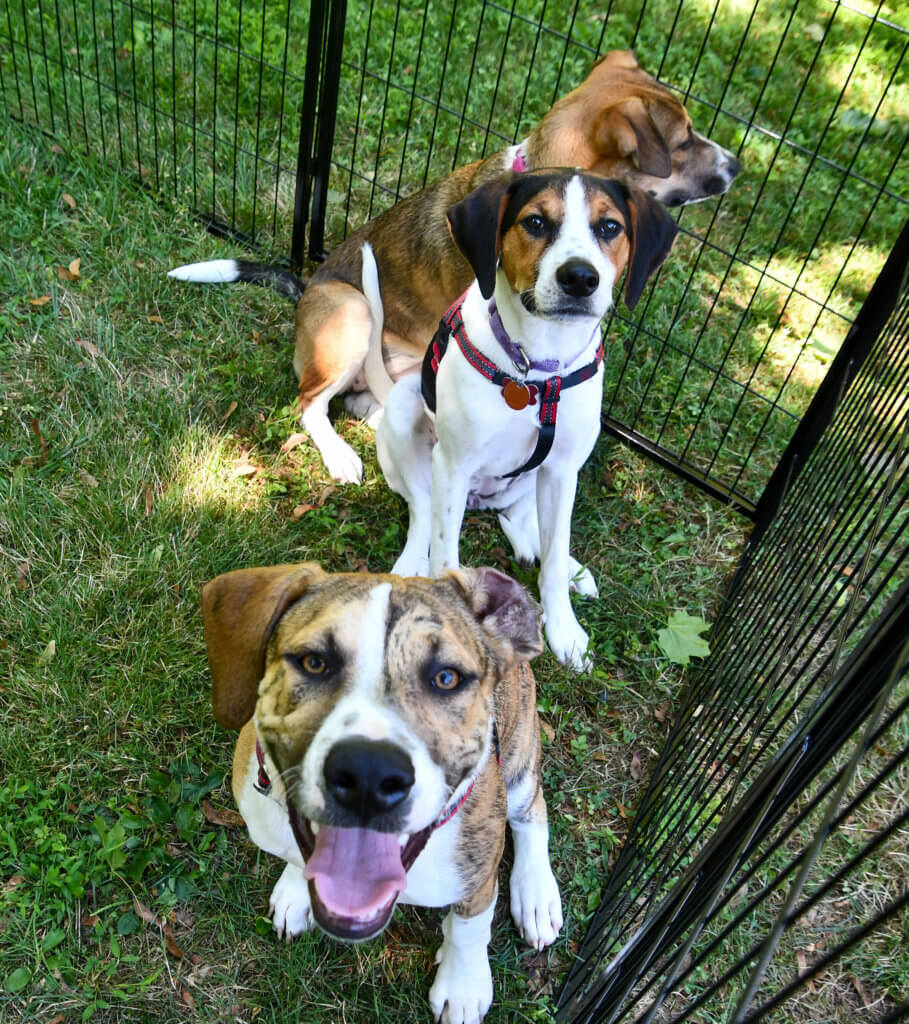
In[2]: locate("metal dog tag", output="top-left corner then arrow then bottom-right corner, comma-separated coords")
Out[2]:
502,379 -> 535,410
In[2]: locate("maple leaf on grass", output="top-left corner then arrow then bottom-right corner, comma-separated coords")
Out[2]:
657,612 -> 711,666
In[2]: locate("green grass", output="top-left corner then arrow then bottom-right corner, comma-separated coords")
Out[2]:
0,115 -> 749,1021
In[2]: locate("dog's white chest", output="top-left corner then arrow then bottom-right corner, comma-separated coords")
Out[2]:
398,818 -> 466,908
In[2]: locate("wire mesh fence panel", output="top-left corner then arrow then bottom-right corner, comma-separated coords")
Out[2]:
556,224 -> 909,1023
0,0 -> 311,256
320,0 -> 907,510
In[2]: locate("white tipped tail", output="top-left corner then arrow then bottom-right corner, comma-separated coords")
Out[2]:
167,259 -> 241,283
360,243 -> 395,405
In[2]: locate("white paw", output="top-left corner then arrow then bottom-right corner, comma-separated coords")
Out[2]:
545,615 -> 592,672
320,436 -> 363,484
268,863 -> 314,940
568,559 -> 598,598
392,550 -> 430,578
510,864 -> 563,951
429,945 -> 493,1024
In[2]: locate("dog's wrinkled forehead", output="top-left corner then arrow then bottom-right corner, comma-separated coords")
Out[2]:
501,171 -> 631,237
264,575 -> 495,703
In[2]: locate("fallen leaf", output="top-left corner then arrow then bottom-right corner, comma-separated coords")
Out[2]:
74,338 -> 100,357
201,799 -> 244,828
143,485 -> 154,515
850,976 -> 871,1007
292,503 -> 315,519
31,417 -> 48,464
654,701 -> 669,723
630,751 -> 643,781
16,563 -> 29,591
61,192 -> 77,210
616,801 -> 628,818
57,265 -> 78,281
81,913 -> 99,927
29,295 -> 52,306
50,143 -> 65,154
540,720 -> 555,743
132,896 -> 159,926
657,611 -> 711,666
2,874 -> 25,895
78,468 -> 100,488
37,639 -> 56,665
280,431 -> 307,453
69,257 -> 81,277
219,400 -> 238,424
316,485 -> 336,506
146,314 -> 164,324
796,949 -> 808,973
251,329 -> 261,343
48,1015 -> 66,1024
165,932 -> 186,960
179,983 -> 195,1009
234,462 -> 259,479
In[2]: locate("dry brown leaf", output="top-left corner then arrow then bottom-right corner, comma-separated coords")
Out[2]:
2,874 -> 25,895
144,485 -> 154,515
292,503 -> 315,519
540,720 -> 555,743
165,932 -> 186,960
31,417 -> 48,464
219,400 -> 238,424
630,751 -> 643,781
78,468 -> 100,488
234,462 -> 259,479
251,329 -> 261,343
81,913 -> 99,928
179,983 -> 195,1009
280,431 -> 307,453
133,896 -> 159,926
850,976 -> 870,1006
796,949 -> 808,973
201,799 -> 244,828
61,192 -> 77,210
69,257 -> 81,277
16,563 -> 29,591
316,484 -> 336,506
48,1014 -> 66,1024
29,295 -> 52,306
616,801 -> 628,819
57,265 -> 78,282
74,338 -> 100,357
146,314 -> 164,324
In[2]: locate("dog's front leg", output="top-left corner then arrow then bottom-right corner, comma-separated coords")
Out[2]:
537,467 -> 592,671
429,443 -> 471,576
429,895 -> 496,1024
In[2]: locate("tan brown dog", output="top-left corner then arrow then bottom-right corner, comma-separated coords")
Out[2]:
202,563 -> 562,1024
172,50 -> 739,483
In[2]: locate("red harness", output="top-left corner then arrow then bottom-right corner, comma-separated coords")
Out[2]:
421,295 -> 604,478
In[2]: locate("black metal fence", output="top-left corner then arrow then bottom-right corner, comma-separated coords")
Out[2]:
2,0 -> 906,513
2,3 -> 907,1020
557,222 -> 908,1022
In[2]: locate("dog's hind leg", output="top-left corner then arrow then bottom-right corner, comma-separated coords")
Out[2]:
295,281 -> 375,484
376,375 -> 434,578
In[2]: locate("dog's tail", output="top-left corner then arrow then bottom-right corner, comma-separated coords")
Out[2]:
359,242 -> 395,405
167,259 -> 306,303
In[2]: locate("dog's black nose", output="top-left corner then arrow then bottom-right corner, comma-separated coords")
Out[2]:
324,739 -> 415,823
556,259 -> 599,298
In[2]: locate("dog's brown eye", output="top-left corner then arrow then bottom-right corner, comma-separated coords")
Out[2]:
595,218 -> 622,241
431,668 -> 461,691
522,213 -> 547,236
300,652 -> 328,675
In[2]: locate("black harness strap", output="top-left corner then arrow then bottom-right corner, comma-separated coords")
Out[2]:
420,298 -> 603,478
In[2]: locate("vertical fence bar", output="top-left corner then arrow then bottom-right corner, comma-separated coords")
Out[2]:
290,0 -> 328,269
307,0 -> 347,261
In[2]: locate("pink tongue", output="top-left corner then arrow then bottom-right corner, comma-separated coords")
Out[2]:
303,826 -> 407,918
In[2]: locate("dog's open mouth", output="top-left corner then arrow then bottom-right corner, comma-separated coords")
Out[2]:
288,802 -> 427,941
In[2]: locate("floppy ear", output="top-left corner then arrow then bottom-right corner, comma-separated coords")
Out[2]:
201,563 -> 324,729
597,98 -> 672,179
622,185 -> 678,310
447,175 -> 517,300
445,566 -> 543,660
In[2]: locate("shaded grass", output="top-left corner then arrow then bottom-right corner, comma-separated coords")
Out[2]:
0,117 -> 747,1020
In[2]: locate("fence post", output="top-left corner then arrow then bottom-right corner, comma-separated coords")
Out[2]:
290,0 -> 346,270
